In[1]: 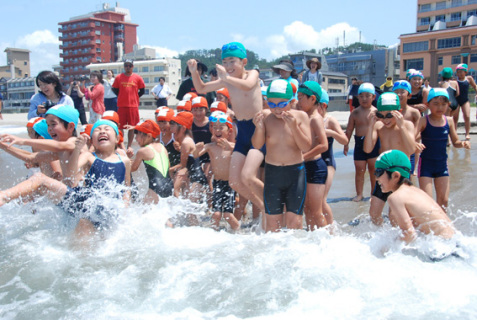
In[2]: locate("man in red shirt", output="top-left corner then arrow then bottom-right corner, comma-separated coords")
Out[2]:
112,59 -> 145,153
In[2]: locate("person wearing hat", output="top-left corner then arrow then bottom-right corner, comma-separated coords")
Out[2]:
272,59 -> 300,106
252,79 -> 311,232
438,67 -> 459,115
176,59 -> 208,101
374,149 -> 455,247
380,76 -> 394,93
364,92 -> 416,225
131,120 -> 172,203
454,63 -> 477,140
112,59 -> 146,153
407,70 -> 429,114
301,57 -> 323,85
347,77 -> 361,111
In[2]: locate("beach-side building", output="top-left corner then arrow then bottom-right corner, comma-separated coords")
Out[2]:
86,55 -> 182,108
0,48 -> 31,79
58,2 -> 138,84
399,0 -> 477,85
3,77 -> 37,110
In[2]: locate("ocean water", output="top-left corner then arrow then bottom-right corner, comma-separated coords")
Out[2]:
1,129 -> 476,319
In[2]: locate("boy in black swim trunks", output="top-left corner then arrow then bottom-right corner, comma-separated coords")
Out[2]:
344,83 -> 380,202
252,79 -> 311,232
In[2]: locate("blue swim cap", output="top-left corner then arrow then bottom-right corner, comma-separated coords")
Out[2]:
320,89 -> 329,104
427,88 -> 449,102
221,42 -> 247,60
408,71 -> 424,80
358,83 -> 375,95
45,104 -> 79,129
32,119 -> 52,139
392,80 -> 412,94
90,119 -> 119,137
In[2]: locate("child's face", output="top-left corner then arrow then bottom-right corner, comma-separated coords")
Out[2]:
376,110 -> 396,128
317,103 -> 327,117
157,120 -> 170,133
91,125 -> 118,150
428,97 -> 449,117
410,77 -> 422,89
376,171 -> 395,193
134,131 -> 150,147
268,97 -> 291,119
456,70 -> 466,79
192,107 -> 207,120
216,93 -> 229,105
212,123 -> 231,140
358,93 -> 375,108
169,121 -> 179,134
222,57 -> 244,77
394,89 -> 409,104
45,115 -> 71,141
297,92 -> 315,113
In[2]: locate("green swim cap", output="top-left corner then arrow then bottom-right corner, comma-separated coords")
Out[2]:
375,150 -> 411,179
221,42 -> 247,60
441,67 -> 453,79
297,81 -> 322,100
267,79 -> 293,100
377,92 -> 400,111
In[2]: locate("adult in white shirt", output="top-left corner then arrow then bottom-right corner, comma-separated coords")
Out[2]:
103,70 -> 118,111
151,77 -> 172,107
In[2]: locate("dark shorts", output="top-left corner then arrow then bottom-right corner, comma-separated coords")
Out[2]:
104,97 -> 118,112
264,162 -> 306,216
418,157 -> 449,178
372,182 -> 392,202
118,107 -> 140,129
234,119 -> 266,156
212,179 -> 236,213
305,158 -> 328,184
187,157 -> 208,186
353,135 -> 380,161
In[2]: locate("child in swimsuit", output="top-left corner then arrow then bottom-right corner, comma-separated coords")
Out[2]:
454,64 -> 477,140
131,120 -> 172,204
296,81 -> 328,231
252,79 -> 311,232
344,83 -> 380,202
0,119 -> 131,237
316,90 -> 349,225
416,88 -> 470,210
155,107 -> 181,170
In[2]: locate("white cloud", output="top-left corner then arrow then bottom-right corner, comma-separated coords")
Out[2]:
231,33 -> 260,48
263,21 -> 364,59
144,45 -> 179,58
0,30 -> 61,77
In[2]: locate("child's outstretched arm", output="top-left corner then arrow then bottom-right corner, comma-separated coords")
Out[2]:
326,117 -> 349,146
0,140 -> 58,164
448,117 -> 471,149
187,59 -> 223,94
363,111 -> 379,154
1,134 -> 76,153
216,65 -> 259,91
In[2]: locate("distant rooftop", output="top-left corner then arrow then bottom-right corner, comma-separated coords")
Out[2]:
69,2 -> 131,22
4,48 -> 31,53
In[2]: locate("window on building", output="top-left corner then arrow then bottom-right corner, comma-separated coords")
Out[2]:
404,58 -> 424,71
419,3 -> 431,12
470,54 -> 477,62
437,37 -> 461,48
145,89 -> 149,95
436,1 -> 446,10
419,17 -> 431,25
469,0 -> 477,4
142,66 -> 149,72
468,9 -> 477,17
95,30 -> 101,35
402,41 -> 429,53
144,78 -> 149,83
96,48 -> 101,53
154,77 -> 160,82
95,39 -> 101,44
450,12 -> 462,21
133,67 -> 138,73
438,57 -> 443,66
451,55 -> 461,64
95,22 -> 100,26
450,0 -> 462,7
435,15 -> 446,22
154,66 -> 165,72
472,35 -> 477,45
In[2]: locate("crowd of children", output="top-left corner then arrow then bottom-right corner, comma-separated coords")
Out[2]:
0,43 -> 474,251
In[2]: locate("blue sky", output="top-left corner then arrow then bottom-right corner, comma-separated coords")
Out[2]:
0,0 -> 417,76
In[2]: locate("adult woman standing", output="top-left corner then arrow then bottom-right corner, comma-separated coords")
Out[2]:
28,71 -> 74,120
86,70 -> 105,124
66,77 -> 88,125
301,57 -> 323,85
103,70 -> 117,112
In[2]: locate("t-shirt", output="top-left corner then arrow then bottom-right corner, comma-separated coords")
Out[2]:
308,72 -> 318,83
112,73 -> 145,108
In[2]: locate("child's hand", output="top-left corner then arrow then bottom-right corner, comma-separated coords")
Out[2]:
344,144 -> 349,156
123,124 -> 135,130
195,142 -> 204,153
0,134 -> 24,147
463,141 -> 471,149
282,111 -> 297,127
217,138 -> 234,151
75,135 -> 89,150
24,161 -> 39,169
368,110 -> 377,125
216,64 -> 228,81
173,141 -> 181,152
126,147 -> 134,158
253,111 -> 265,129
416,142 -> 426,152
187,59 -> 198,73
392,110 -> 404,128
37,104 -> 47,115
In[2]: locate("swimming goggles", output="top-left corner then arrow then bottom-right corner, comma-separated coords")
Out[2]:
299,84 -> 319,97
221,44 -> 246,55
375,166 -> 410,177
209,116 -> 232,126
267,100 -> 291,109
376,112 -> 394,119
